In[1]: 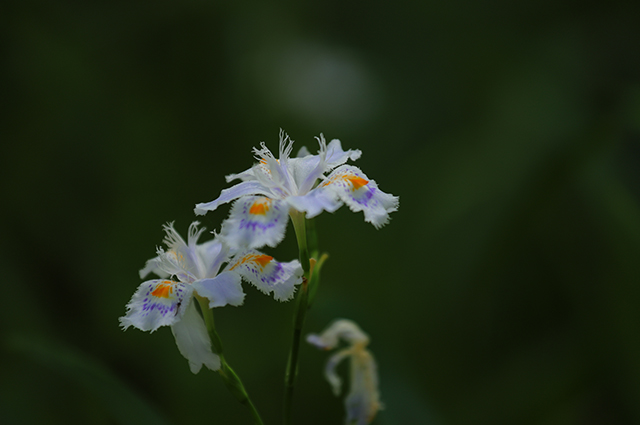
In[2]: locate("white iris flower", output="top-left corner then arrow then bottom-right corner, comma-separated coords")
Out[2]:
194,130 -> 399,249
120,222 -> 303,373
307,319 -> 382,425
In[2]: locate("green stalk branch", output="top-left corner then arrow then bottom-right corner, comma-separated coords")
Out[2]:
197,298 -> 264,425
283,211 -> 312,425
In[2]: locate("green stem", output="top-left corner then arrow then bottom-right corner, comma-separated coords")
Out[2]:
290,210 -> 310,274
306,217 -> 319,260
218,362 -> 264,425
197,298 -> 265,425
198,297 -> 224,355
284,211 -> 312,425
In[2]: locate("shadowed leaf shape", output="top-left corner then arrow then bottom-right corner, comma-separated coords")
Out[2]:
5,334 -> 172,425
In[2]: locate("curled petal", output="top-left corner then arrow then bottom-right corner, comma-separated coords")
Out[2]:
318,165 -> 398,228
192,271 -> 245,308
227,251 -> 303,301
119,279 -> 193,332
220,196 -> 289,249
306,333 -> 329,350
170,300 -> 221,373
194,181 -> 274,215
307,319 -> 370,349
308,319 -> 381,425
324,348 -> 352,396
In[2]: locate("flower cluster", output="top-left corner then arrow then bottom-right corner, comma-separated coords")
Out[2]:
120,130 -> 397,423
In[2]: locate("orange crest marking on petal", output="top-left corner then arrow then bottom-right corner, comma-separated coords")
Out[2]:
252,254 -> 273,269
151,281 -> 174,298
230,254 -> 274,271
347,175 -> 369,190
249,198 -> 271,215
322,174 -> 369,190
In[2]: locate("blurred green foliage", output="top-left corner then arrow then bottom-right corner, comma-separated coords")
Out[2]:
1,0 -> 640,424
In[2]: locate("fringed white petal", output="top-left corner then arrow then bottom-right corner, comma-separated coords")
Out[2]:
319,165 -> 399,228
192,271 -> 245,308
194,181 -> 274,215
170,300 -> 221,373
220,196 -> 289,249
119,279 -> 193,332
227,251 -> 303,301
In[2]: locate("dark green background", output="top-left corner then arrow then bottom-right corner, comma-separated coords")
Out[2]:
2,1 -> 640,424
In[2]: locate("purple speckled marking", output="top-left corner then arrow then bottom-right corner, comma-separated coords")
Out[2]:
239,218 -> 279,231
240,261 -> 284,288
350,186 -> 376,206
141,301 -> 178,317
139,280 -> 185,318
237,199 -> 283,232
